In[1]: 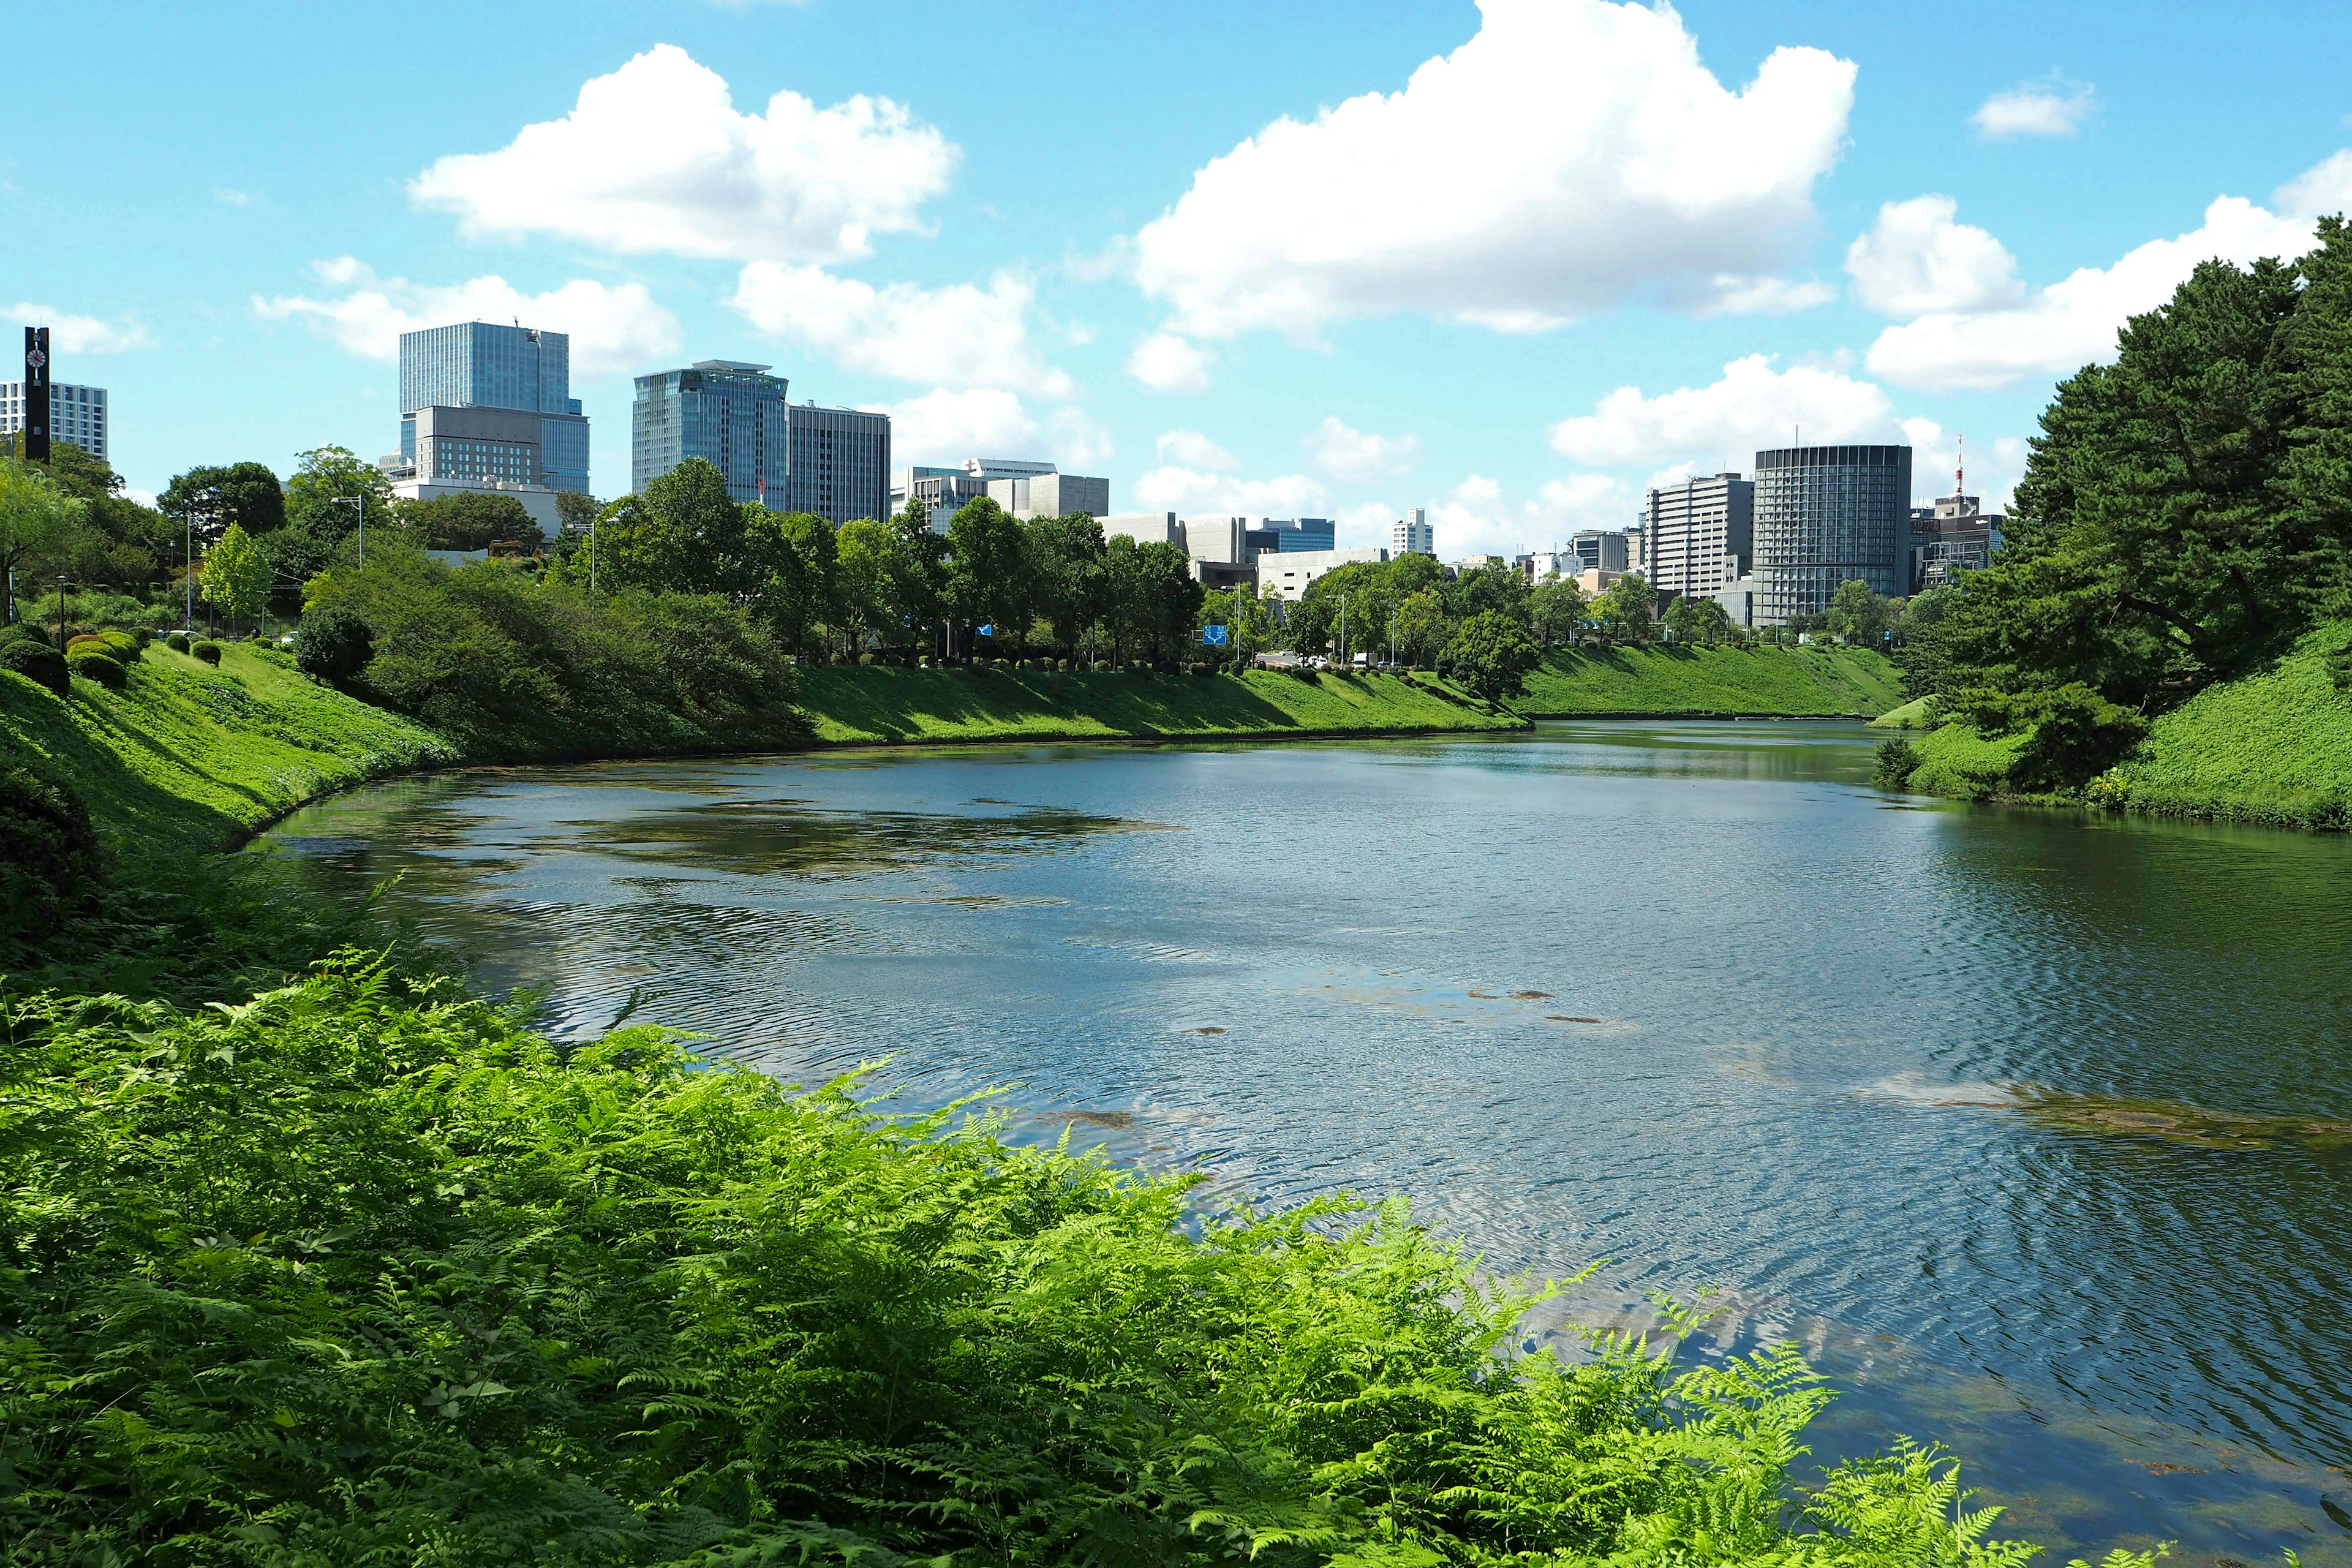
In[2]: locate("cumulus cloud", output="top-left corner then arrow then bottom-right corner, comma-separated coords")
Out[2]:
729,262 -> 1070,395
1695,276 -> 1838,317
1131,465 -> 1327,517
1536,473 -> 1638,532
1845,195 -> 2024,316
1860,155 -> 2352,389
1130,0 -> 1854,342
1548,354 -> 1896,470
252,257 -> 679,379
1156,429 -> 1236,470
1305,416 -> 1422,481
215,187 -> 252,206
4,303 -> 154,354
1127,331 -> 1211,392
1901,419 -> 2030,511
888,388 -> 1038,463
1973,75 -> 2096,140
410,45 -> 956,263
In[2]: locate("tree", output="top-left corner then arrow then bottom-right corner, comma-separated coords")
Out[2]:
1440,610 -> 1540,703
201,522 -> 271,635
1593,573 -> 1654,640
393,491 -> 541,552
595,460 -> 750,598
292,605 -> 374,686
1449,560 -> 1531,627
1101,535 -> 1201,663
554,490 -> 601,535
1025,512 -> 1106,658
284,446 -> 391,540
1392,588 -> 1452,667
162,462 -> 285,539
1529,577 -> 1587,647
747,510 -> 839,654
946,498 -> 1029,651
0,459 -> 91,609
834,518 -> 901,656
1825,579 -> 1890,644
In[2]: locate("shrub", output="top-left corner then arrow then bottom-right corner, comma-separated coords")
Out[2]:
192,640 -> 224,666
292,605 -> 375,686
0,765 -> 102,935
1873,737 -> 1922,789
2086,767 -> 2132,809
165,631 -> 190,653
64,647 -> 126,689
0,638 -> 68,696
64,633 -> 104,653
97,630 -> 141,661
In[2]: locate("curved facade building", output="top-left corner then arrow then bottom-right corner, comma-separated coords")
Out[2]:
1752,445 -> 1911,625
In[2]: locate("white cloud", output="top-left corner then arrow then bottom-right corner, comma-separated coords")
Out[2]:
1044,407 -> 1116,470
1973,75 -> 2096,140
1130,0 -> 1854,342
215,187 -> 252,206
728,262 -> 1070,395
252,257 -> 679,379
1127,331 -> 1211,392
1155,429 -> 1236,470
1901,419 -> 2030,511
1844,195 -> 2024,316
4,303 -> 154,354
1695,275 -> 1838,317
1862,169 -> 2334,389
1548,354 -> 1897,470
1132,466 -> 1327,517
1536,473 -> 1638,533
888,388 -> 1036,463
1305,416 -> 1422,481
410,44 -> 957,263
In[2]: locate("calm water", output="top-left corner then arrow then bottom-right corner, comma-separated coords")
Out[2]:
257,722 -> 2352,1561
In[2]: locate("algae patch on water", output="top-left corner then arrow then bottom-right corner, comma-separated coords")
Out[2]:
545,799 -> 1174,879
1864,1073 -> 2352,1151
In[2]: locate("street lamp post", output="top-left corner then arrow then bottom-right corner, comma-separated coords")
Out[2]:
337,494 -> 365,564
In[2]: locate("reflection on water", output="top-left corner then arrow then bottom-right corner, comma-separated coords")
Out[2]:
256,723 -> 2352,1562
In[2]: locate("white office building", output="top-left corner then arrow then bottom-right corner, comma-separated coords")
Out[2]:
1643,473 -> 1755,600
1392,508 -> 1434,556
1257,547 -> 1389,601
3,380 -> 107,461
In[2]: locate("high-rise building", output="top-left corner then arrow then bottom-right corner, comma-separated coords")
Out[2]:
1392,508 -> 1434,556
396,322 -> 590,493
1245,518 -> 1336,556
1752,445 -> 1912,625
1568,529 -> 1630,573
786,402 -> 891,527
1642,473 -> 1754,600
632,361 -> 791,505
1909,491 -> 2005,592
893,458 -> 1087,530
2,380 -> 106,461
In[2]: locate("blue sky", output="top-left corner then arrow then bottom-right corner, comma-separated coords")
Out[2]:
15,0 -> 2352,557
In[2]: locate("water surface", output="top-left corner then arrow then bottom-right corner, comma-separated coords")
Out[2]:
260,722 -> 2352,1561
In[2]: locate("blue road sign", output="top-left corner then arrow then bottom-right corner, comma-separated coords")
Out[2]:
1201,624 -> 1230,646
976,623 -> 994,636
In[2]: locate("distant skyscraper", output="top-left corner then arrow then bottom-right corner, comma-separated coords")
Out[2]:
1392,508 -> 1434,556
2,379 -> 105,462
632,361 -> 791,505
783,402 -> 891,527
1568,529 -> 1630,573
396,322 -> 590,493
1643,473 -> 1754,599
1752,445 -> 1912,625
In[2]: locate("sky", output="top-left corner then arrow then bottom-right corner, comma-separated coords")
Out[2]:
14,0 -> 2352,559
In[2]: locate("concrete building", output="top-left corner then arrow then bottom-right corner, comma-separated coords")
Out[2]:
1573,567 -> 1626,597
1392,508 -> 1434,556
1909,491 -> 2005,592
1569,529 -> 1631,573
984,470 -> 1110,519
631,361 -> 791,506
1752,444 -> 1912,625
2,380 -> 105,461
1522,549 -> 1578,582
1245,518 -> 1336,556
1713,575 -> 1762,628
785,401 -> 891,527
396,322 -> 589,494
1256,547 -> 1388,602
1102,511 -> 1186,549
1642,473 -> 1754,600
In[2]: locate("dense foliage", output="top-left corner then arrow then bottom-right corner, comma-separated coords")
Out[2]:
394,490 -> 545,552
0,962 -> 2114,1568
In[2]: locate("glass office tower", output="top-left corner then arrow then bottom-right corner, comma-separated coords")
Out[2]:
1752,445 -> 1912,625
631,361 -> 793,506
396,322 -> 591,493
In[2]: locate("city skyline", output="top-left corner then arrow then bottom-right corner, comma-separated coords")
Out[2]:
15,1 -> 2352,560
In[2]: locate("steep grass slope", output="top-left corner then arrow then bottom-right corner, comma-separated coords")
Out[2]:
0,643 -> 453,864
2116,620 -> 2352,827
792,665 -> 1524,744
1515,644 -> 1903,718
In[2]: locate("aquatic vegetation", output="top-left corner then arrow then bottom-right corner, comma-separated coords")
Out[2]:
0,959 -> 2126,1567
1865,1073 -> 2352,1152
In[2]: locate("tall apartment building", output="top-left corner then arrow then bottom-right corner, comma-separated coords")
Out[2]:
1392,508 -> 1434,556
1642,473 -> 1754,600
1909,491 -> 2005,592
1752,445 -> 1912,625
2,380 -> 107,461
631,361 -> 790,505
397,322 -> 590,493
785,402 -> 891,527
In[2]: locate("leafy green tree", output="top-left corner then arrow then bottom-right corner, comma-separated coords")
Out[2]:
1825,579 -> 1891,644
393,491 -> 541,552
0,459 -> 91,606
161,462 -> 285,539
1593,573 -> 1654,640
1392,587 -> 1452,667
200,522 -> 271,634
1448,560 -> 1531,626
747,509 -> 838,654
1529,576 -> 1586,647
283,446 -> 391,541
1025,512 -> 1106,658
554,489 -> 601,535
834,518 -> 902,656
1284,590 -> 1335,660
889,505 -> 950,655
946,498 -> 1029,651
595,459 -> 751,599
1440,609 -> 1540,702
1101,535 -> 1201,663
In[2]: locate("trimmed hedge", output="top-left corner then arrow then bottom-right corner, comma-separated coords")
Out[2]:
64,649 -> 126,690
191,641 -> 224,666
0,639 -> 68,697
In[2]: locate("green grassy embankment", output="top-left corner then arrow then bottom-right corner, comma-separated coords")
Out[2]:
1897,620 -> 2352,826
1,642 -> 453,867
791,664 -> 1526,744
1513,643 -> 1904,718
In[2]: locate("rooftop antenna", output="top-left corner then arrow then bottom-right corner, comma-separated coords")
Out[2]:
1956,433 -> 1965,496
